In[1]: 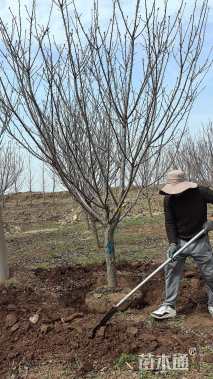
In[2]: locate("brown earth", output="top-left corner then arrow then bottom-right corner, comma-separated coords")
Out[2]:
1,261 -> 213,378
1,192 -> 213,378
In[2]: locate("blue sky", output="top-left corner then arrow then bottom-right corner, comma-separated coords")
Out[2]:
0,0 -> 213,191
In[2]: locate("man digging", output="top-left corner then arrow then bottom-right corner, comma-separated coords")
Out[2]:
151,169 -> 213,319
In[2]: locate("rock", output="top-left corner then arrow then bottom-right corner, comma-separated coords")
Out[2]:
29,313 -> 39,324
10,322 -> 20,333
85,287 -> 142,313
5,313 -> 17,328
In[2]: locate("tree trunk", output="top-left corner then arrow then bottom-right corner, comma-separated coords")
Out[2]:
82,208 -> 101,248
1,194 -> 5,208
148,197 -> 153,217
104,225 -> 117,288
0,207 -> 9,283
83,209 -> 91,230
91,218 -> 101,248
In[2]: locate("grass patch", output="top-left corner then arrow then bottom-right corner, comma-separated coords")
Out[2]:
7,199 -> 168,270
122,213 -> 164,227
114,352 -> 138,369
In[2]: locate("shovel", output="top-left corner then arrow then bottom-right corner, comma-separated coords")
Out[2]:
91,222 -> 213,338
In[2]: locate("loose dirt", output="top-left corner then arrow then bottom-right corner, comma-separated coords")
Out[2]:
1,262 -> 212,378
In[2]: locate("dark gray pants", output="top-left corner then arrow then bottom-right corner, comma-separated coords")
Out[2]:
163,235 -> 213,307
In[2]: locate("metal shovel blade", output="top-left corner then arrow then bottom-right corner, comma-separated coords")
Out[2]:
91,306 -> 117,339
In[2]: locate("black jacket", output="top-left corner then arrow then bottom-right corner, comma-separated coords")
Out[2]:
163,186 -> 213,243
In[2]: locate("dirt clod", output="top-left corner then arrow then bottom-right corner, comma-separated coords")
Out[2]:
61,312 -> 84,323
85,287 -> 143,313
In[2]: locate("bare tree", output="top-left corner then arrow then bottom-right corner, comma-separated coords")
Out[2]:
14,146 -> 24,206
0,142 -> 23,207
0,112 -> 9,282
136,144 -> 177,216
0,206 -> 8,283
28,154 -> 34,206
197,123 -> 213,185
172,123 -> 213,186
42,161 -> 46,203
52,171 -> 56,205
0,0 -> 211,287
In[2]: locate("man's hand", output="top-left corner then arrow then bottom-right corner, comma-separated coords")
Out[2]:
166,243 -> 178,262
204,220 -> 213,232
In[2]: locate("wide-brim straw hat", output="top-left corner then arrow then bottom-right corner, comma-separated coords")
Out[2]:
160,169 -> 198,195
